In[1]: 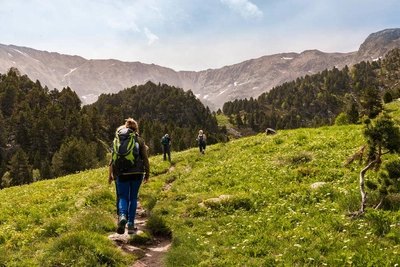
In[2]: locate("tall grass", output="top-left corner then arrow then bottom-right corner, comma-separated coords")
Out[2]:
0,169 -> 136,267
151,123 -> 400,266
1,103 -> 400,266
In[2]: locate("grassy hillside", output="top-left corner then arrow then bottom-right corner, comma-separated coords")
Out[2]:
1,104 -> 400,266
158,125 -> 399,266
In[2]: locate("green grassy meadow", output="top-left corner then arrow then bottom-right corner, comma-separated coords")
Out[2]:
158,124 -> 399,266
1,104 -> 400,266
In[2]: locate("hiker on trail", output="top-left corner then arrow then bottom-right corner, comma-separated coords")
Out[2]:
108,118 -> 150,235
109,132 -> 149,217
161,133 -> 171,161
196,130 -> 207,154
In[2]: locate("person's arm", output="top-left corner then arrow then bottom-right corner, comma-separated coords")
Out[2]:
108,157 -> 113,184
139,138 -> 150,183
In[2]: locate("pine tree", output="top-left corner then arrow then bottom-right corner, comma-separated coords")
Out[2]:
40,158 -> 52,180
360,85 -> 383,118
346,101 -> 360,124
235,113 -> 243,128
8,148 -> 33,186
347,112 -> 400,216
51,137 -> 98,177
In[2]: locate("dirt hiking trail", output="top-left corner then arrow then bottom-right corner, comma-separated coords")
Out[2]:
108,165 -> 175,267
108,203 -> 171,267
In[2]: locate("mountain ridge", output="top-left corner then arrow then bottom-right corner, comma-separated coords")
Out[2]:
1,28 -> 400,110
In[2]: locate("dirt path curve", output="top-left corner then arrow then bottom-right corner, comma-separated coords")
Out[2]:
108,165 -> 176,267
108,204 -> 171,267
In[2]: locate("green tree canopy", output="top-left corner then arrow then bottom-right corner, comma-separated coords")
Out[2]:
51,137 -> 100,177
8,148 -> 32,186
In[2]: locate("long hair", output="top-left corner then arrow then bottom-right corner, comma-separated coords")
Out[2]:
125,118 -> 138,132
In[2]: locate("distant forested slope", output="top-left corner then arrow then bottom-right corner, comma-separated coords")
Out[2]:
223,48 -> 400,131
0,71 -> 226,188
0,67 -> 107,186
89,81 -> 227,152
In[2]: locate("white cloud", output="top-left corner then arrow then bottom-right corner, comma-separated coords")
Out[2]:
1,0 -> 399,71
107,18 -> 140,32
220,0 -> 263,20
148,5 -> 164,20
144,28 -> 159,44
105,3 -> 142,33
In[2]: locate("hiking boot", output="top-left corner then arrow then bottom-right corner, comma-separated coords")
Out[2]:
127,222 -> 137,234
117,214 -> 127,234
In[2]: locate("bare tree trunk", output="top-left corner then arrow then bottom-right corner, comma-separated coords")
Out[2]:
359,159 -> 379,214
375,196 -> 385,210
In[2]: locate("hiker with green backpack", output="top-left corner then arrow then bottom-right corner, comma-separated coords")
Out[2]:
108,118 -> 150,234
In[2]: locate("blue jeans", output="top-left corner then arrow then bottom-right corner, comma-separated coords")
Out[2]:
116,175 -> 143,224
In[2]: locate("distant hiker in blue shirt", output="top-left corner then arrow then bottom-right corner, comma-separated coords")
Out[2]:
161,133 -> 171,161
108,118 -> 150,235
196,130 -> 207,154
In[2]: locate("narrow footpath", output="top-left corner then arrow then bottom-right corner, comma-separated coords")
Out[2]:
108,165 -> 176,267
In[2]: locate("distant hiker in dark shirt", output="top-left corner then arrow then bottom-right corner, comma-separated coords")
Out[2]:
196,130 -> 207,154
108,118 -> 150,235
161,133 -> 171,161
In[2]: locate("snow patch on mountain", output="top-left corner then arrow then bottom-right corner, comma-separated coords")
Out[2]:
217,89 -> 229,96
64,68 -> 77,78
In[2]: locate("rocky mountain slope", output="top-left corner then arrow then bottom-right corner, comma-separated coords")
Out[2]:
1,28 -> 400,110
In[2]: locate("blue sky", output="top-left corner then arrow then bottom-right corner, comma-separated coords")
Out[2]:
1,0 -> 399,71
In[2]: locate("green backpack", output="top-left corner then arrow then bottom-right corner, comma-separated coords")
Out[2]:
112,128 -> 140,171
